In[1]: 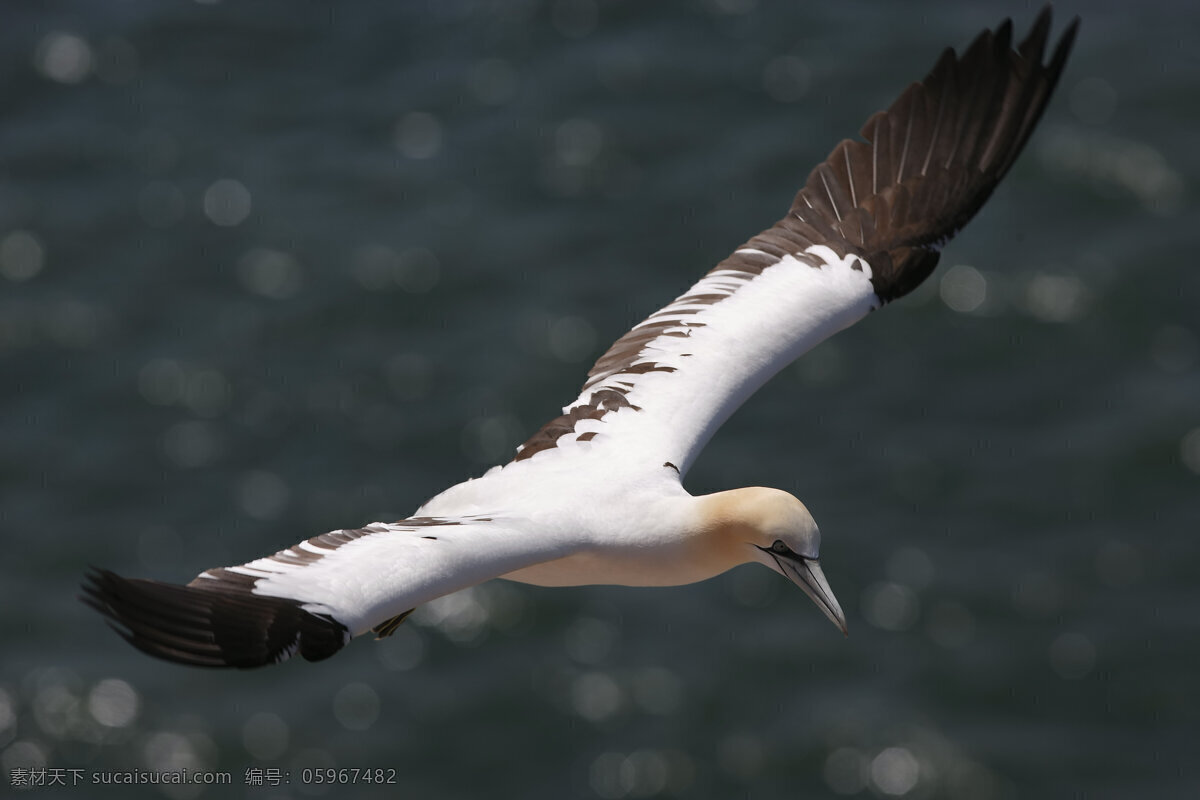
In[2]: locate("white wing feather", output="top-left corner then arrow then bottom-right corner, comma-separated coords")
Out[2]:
199,516 -> 577,636
511,247 -> 876,477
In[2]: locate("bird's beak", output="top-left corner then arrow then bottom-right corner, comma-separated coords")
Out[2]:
777,556 -> 848,635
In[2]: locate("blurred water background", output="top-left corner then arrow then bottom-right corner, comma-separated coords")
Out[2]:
2,0 -> 1197,797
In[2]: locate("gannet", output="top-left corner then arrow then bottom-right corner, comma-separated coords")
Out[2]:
83,8 -> 1077,668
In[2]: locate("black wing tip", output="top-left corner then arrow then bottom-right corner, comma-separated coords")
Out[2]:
1028,5 -> 1082,50
1023,6 -> 1081,68
81,566 -> 348,669
1051,14 -> 1082,71
865,6 -> 1078,302
762,6 -> 1077,306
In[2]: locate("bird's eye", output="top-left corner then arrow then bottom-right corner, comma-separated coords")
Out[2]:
770,540 -> 790,555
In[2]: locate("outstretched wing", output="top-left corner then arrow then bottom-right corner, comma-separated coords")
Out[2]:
511,8 -> 1077,477
82,515 -> 575,668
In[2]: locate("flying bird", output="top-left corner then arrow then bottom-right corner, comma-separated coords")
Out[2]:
83,8 -> 1078,668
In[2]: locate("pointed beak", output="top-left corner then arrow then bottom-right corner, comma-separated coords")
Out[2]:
777,556 -> 848,635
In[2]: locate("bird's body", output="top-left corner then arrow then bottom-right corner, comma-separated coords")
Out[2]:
83,7 -> 1078,669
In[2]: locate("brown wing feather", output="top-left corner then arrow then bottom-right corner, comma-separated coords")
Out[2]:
728,7 -> 1077,306
512,7 -> 1077,464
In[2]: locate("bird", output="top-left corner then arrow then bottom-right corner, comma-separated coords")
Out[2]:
82,7 -> 1078,669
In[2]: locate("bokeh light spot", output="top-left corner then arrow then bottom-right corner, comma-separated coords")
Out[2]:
590,752 -> 626,799
33,683 -> 81,739
1049,632 -> 1096,680
162,420 -> 223,468
0,231 -> 45,281
1022,272 -> 1086,323
35,32 -> 93,84
143,730 -> 207,774
555,118 -> 604,167
549,315 -> 596,362
572,671 -> 622,722
87,679 -> 139,728
395,112 -> 442,159
2,740 -> 48,772
469,58 -> 518,105
376,625 -> 426,671
862,581 -> 919,631
939,264 -> 987,313
203,179 -> 252,227
620,749 -> 669,797
291,748 -> 336,796
824,747 -> 868,794
236,470 -> 290,521
237,248 -> 303,299
415,588 -> 490,643
242,711 -> 289,760
564,616 -> 618,664
763,55 -> 810,102
1179,428 -> 1200,475
630,667 -> 682,716
332,683 -> 380,731
870,746 -> 920,796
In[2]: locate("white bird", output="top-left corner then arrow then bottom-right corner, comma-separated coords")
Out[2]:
84,8 -> 1077,668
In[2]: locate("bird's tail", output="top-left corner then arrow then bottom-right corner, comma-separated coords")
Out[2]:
80,568 -> 349,669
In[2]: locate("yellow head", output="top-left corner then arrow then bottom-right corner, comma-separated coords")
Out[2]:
700,486 -> 847,634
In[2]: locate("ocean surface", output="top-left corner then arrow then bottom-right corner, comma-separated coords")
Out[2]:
2,1 -> 1197,798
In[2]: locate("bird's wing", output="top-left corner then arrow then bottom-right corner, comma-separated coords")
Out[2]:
511,8 -> 1077,478
82,515 -> 573,668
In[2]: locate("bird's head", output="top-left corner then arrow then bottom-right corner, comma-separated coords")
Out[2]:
703,486 -> 847,635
